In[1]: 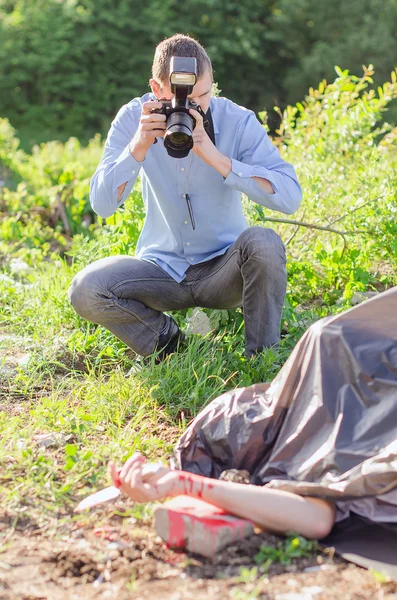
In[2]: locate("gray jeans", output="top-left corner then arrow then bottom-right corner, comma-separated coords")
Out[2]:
68,226 -> 287,357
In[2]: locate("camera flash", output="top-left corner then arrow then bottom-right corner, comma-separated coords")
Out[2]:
170,72 -> 197,86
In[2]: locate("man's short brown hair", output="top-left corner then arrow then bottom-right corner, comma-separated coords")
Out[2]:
152,34 -> 213,85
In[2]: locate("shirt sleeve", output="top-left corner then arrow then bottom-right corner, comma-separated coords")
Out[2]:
90,103 -> 143,218
223,111 -> 302,214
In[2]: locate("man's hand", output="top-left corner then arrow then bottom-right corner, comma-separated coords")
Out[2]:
129,100 -> 166,162
108,453 -> 182,503
117,100 -> 165,201
189,108 -> 232,178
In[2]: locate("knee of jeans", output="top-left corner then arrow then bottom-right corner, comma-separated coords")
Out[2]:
241,226 -> 286,265
68,271 -> 107,319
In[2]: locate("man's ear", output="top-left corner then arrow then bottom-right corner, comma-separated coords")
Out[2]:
149,78 -> 161,98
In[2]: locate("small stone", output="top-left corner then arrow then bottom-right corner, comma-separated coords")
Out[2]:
107,541 -> 128,551
160,567 -> 181,578
304,565 -> 335,572
0,274 -> 19,285
275,594 -> 314,600
351,291 -> 379,306
75,539 -> 90,549
302,587 -> 323,595
102,589 -> 119,599
16,353 -> 31,367
186,308 -> 212,336
92,573 -> 104,588
71,530 -> 84,539
9,258 -> 30,274
219,469 -> 250,484
34,432 -> 71,448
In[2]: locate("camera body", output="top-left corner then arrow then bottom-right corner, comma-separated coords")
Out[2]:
151,56 -> 208,159
152,100 -> 206,158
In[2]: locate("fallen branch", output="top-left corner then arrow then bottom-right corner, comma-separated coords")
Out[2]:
261,215 -> 364,236
260,216 -> 370,257
54,192 -> 71,237
285,209 -> 306,246
328,197 -> 380,226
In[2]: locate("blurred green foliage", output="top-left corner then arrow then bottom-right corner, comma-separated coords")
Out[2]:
0,119 -> 102,261
0,0 -> 396,148
0,0 -> 279,147
270,0 -> 397,107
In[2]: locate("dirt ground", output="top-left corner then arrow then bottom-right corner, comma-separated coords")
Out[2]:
1,507 -> 397,600
1,338 -> 397,600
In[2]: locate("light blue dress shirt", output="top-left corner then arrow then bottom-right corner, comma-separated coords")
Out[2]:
90,93 -> 302,282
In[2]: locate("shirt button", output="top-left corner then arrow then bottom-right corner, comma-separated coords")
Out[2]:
184,220 -> 188,225
186,242 -> 191,246
190,257 -> 195,261
181,167 -> 185,172
238,172 -> 243,176
132,170 -> 136,174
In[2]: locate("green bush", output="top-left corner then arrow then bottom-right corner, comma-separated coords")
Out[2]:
0,123 -> 102,261
248,66 -> 397,307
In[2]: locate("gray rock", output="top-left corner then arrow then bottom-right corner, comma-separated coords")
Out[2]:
351,291 -> 379,305
9,258 -> 30,274
34,432 -> 72,448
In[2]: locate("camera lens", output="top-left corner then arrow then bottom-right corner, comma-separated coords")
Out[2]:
164,111 -> 195,158
169,131 -> 190,147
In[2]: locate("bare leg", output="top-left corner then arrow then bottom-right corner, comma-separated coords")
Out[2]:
109,455 -> 336,540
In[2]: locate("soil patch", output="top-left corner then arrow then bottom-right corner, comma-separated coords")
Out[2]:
1,519 -> 396,600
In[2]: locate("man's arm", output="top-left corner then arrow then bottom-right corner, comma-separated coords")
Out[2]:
90,100 -> 166,218
190,108 -> 302,215
252,175 -> 276,195
117,181 -> 128,201
205,152 -> 275,195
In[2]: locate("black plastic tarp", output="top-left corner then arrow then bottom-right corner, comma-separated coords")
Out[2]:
174,287 -> 397,576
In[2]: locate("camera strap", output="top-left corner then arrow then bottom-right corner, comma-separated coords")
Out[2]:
203,108 -> 216,146
182,153 -> 195,230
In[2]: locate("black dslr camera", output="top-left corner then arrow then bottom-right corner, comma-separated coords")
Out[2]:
152,56 -> 210,159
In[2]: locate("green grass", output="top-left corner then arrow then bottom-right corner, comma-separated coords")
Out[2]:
0,259 -> 298,530
254,535 -> 317,569
1,65 -> 397,541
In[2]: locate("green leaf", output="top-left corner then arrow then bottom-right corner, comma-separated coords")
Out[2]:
64,456 -> 77,471
65,444 -> 77,457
